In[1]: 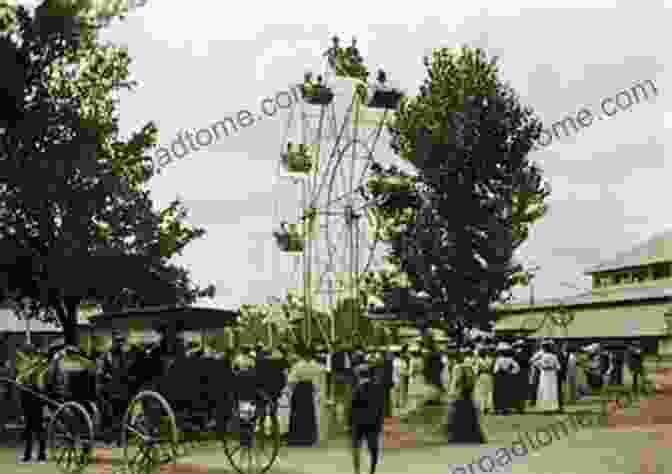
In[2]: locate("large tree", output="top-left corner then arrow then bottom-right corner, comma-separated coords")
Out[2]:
0,0 -> 214,345
363,46 -> 549,341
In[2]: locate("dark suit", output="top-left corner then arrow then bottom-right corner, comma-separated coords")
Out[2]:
20,388 -> 46,461
627,349 -> 643,393
556,351 -> 568,410
382,353 -> 394,417
513,349 -> 531,413
350,375 -> 384,474
610,351 -> 625,385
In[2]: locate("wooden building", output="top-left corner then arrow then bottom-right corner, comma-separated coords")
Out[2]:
494,230 -> 672,354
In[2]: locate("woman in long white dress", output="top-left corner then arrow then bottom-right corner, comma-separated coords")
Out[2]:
472,346 -> 495,415
532,340 -> 561,413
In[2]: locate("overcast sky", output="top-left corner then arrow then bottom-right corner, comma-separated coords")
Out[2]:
50,0 -> 670,310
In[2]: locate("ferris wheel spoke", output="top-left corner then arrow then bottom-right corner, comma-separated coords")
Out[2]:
274,49 -> 402,345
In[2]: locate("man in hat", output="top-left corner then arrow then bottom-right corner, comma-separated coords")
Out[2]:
381,348 -> 396,417
627,341 -> 644,394
398,345 -> 411,412
565,345 -> 578,403
512,340 -> 530,413
350,363 -> 384,474
16,343 -> 48,464
332,342 -> 354,426
97,332 -> 129,434
423,341 -> 447,406
493,342 -> 520,415
256,345 -> 287,413
584,343 -> 605,393
100,332 -> 128,375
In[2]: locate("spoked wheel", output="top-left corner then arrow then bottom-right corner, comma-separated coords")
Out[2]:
81,401 -> 101,433
223,397 -> 280,474
48,401 -> 94,474
122,391 -> 179,474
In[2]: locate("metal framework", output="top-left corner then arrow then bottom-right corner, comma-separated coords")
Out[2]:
272,47 -> 402,347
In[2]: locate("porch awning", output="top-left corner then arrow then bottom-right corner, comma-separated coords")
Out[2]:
90,305 -> 240,332
494,302 -> 670,338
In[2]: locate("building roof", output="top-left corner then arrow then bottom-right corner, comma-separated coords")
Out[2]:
90,305 -> 240,331
494,301 -> 670,338
0,307 -> 94,333
493,285 -> 672,314
585,229 -> 672,274
494,285 -> 672,338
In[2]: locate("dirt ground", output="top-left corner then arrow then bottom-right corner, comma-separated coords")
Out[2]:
602,368 -> 672,474
81,368 -> 672,474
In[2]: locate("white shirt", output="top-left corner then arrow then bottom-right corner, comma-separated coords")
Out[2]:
531,350 -> 544,364
392,357 -> 402,385
440,355 -> 451,386
494,356 -> 521,375
533,352 -> 560,372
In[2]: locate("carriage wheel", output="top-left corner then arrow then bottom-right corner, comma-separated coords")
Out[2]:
122,391 -> 179,474
223,397 -> 280,474
48,401 -> 94,474
81,401 -> 101,433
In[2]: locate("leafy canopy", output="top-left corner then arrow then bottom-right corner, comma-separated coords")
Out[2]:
361,46 -> 549,333
0,1 -> 213,344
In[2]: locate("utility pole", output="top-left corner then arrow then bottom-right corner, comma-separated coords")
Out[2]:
527,265 -> 540,306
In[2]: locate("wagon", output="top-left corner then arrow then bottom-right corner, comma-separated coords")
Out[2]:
6,306 -> 283,474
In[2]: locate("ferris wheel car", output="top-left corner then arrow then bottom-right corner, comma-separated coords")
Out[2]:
300,76 -> 334,106
367,85 -> 403,109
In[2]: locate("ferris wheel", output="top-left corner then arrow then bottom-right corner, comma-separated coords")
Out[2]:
271,37 -> 405,347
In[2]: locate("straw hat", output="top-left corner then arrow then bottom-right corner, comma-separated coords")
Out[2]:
496,342 -> 512,352
583,343 -> 600,353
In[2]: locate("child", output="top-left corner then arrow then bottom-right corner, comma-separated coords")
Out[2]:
350,364 -> 384,474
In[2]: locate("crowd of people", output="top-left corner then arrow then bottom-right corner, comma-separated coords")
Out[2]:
5,331 -> 648,472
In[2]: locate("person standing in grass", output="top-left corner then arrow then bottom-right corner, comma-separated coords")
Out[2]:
350,363 -> 384,474
565,347 -> 578,404
512,340 -> 531,413
406,346 -> 425,413
398,345 -> 411,412
16,343 -> 49,464
472,345 -> 494,415
532,340 -> 561,413
627,342 -> 644,394
555,342 -> 569,413
332,342 -> 353,427
287,346 -> 325,446
444,350 -> 486,443
493,342 -> 520,415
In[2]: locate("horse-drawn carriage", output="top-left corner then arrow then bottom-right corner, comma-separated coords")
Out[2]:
5,306 -> 281,474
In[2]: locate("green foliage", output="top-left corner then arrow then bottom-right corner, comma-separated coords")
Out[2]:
370,46 -> 549,331
282,145 -> 312,173
0,1 -> 214,345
